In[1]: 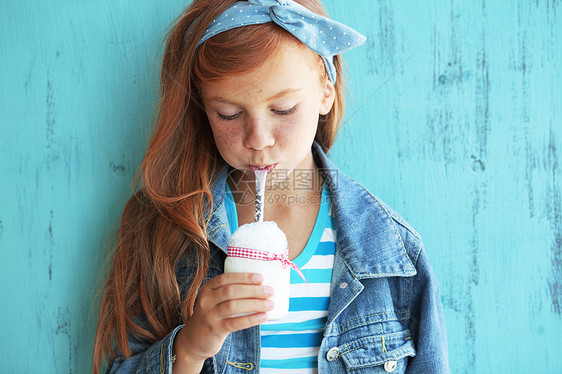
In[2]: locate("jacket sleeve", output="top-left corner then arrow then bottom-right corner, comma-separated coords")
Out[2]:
105,252 -> 225,373
406,244 -> 450,374
105,323 -> 215,374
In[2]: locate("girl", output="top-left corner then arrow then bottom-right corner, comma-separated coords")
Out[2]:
93,0 -> 450,373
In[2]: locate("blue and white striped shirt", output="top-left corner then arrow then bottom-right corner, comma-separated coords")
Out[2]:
225,183 -> 336,373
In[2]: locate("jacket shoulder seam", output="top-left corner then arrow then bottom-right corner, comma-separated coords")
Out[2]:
340,174 -> 424,265
341,174 -> 421,239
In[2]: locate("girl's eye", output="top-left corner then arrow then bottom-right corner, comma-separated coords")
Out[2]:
273,105 -> 297,116
217,112 -> 241,121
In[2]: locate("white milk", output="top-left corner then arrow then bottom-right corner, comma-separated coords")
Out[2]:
225,221 -> 291,320
224,256 -> 290,320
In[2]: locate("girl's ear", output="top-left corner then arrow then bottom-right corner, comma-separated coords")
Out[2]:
319,79 -> 336,115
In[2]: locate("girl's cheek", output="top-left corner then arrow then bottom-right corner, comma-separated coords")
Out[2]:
273,121 -> 299,143
278,112 -> 304,131
211,122 -> 243,144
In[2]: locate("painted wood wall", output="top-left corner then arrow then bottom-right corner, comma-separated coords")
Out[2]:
1,0 -> 560,372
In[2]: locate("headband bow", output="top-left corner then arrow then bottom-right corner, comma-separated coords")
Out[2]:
197,0 -> 366,82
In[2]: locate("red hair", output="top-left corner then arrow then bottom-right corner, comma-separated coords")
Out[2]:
92,0 -> 345,372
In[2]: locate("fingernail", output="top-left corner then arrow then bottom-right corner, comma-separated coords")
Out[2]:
265,299 -> 274,309
259,313 -> 268,322
253,274 -> 264,283
264,286 -> 274,296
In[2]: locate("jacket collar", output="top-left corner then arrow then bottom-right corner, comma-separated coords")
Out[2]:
206,165 -> 230,251
205,142 -> 416,279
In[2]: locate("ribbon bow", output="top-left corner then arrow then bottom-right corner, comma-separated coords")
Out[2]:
227,245 -> 307,283
197,0 -> 366,83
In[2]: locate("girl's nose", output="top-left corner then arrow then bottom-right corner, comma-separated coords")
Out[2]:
243,116 -> 275,151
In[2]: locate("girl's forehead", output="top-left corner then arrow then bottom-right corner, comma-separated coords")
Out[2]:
200,43 -> 323,98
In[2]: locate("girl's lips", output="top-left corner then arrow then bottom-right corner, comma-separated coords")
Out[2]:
249,164 -> 277,174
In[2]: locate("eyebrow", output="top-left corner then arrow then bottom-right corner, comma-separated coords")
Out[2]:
265,88 -> 302,101
207,88 -> 302,104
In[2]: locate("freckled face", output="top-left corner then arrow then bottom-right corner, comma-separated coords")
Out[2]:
200,42 -> 335,183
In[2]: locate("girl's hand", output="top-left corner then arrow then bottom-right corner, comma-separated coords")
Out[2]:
172,272 -> 273,372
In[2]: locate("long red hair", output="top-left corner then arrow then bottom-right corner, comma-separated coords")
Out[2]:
92,0 -> 345,372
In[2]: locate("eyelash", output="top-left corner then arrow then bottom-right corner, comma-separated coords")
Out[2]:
273,105 -> 298,116
216,106 -> 298,121
217,112 -> 241,121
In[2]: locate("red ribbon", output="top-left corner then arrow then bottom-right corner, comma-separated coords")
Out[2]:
226,246 -> 307,284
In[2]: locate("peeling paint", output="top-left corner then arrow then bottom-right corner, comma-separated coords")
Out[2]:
48,210 -> 53,239
55,307 -> 71,335
470,156 -> 485,173
46,77 -> 55,148
110,161 -> 127,179
547,124 -> 562,314
45,74 -> 59,169
49,209 -> 54,281
464,291 -> 476,373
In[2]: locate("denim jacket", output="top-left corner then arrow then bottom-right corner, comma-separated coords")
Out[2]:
107,142 -> 450,373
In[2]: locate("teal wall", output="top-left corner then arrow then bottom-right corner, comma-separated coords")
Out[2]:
1,1 -> 560,373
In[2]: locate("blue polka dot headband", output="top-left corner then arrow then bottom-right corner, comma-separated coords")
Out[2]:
197,0 -> 366,83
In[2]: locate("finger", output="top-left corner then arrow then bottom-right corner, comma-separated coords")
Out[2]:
212,284 -> 274,304
216,298 -> 274,319
221,312 -> 269,333
206,272 -> 264,290
197,282 -> 271,313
